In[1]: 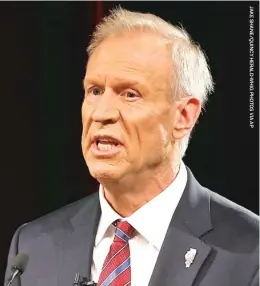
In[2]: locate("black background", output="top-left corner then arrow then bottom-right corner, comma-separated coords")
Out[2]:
1,1 -> 259,282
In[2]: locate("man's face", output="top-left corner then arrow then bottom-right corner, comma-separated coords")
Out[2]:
82,31 -> 177,182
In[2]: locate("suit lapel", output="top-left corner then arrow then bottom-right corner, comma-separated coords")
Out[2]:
54,166 -> 213,286
149,167 -> 213,286
57,194 -> 101,285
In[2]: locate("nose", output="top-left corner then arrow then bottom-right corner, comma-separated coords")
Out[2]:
91,91 -> 120,124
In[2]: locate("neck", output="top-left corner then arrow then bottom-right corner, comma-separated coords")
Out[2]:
101,158 -> 181,217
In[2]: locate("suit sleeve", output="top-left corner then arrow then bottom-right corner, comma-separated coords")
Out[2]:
4,224 -> 27,286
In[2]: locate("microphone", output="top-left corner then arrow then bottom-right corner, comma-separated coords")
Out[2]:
5,253 -> 29,286
73,273 -> 97,286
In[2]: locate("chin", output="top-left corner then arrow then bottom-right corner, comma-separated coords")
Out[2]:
87,161 -> 123,182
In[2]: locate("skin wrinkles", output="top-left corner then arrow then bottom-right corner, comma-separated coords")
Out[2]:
81,30 -> 201,216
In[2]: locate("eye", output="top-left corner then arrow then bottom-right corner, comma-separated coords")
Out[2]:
89,87 -> 102,96
125,91 -> 140,100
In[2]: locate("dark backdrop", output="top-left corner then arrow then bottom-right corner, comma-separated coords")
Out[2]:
1,1 -> 259,282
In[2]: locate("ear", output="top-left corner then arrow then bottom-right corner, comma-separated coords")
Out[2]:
172,96 -> 201,140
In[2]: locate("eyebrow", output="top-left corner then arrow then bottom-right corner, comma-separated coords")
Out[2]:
83,76 -> 142,89
83,76 -> 102,84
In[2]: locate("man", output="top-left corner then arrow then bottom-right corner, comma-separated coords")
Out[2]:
5,7 -> 259,286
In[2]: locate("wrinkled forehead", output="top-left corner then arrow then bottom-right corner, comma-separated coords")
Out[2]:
86,31 -> 173,84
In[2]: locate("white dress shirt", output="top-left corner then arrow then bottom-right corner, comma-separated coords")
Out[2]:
91,161 -> 187,285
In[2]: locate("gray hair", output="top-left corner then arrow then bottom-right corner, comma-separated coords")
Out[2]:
87,7 -> 214,158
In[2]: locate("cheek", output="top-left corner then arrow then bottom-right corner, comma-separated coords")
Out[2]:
81,101 -> 93,145
81,100 -> 90,123
82,100 -> 95,125
149,125 -> 170,147
136,115 -> 171,152
158,124 -> 169,142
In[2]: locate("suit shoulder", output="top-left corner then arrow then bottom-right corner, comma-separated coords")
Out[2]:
208,189 -> 259,245
209,189 -> 258,225
19,192 -> 99,239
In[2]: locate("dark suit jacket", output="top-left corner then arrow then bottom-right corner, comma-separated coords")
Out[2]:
5,167 -> 259,286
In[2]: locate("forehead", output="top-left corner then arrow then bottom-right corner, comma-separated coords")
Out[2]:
86,31 -> 172,84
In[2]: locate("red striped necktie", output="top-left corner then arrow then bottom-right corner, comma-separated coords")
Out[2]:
97,220 -> 135,286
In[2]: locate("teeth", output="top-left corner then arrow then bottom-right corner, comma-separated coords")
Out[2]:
97,142 -> 116,151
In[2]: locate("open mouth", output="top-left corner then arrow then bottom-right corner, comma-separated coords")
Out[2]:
91,135 -> 123,157
96,138 -> 120,151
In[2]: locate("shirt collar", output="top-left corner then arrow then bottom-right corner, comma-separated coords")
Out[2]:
95,187 -> 122,247
95,161 -> 187,250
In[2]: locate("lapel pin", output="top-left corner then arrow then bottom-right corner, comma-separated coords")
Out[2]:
185,248 -> 197,268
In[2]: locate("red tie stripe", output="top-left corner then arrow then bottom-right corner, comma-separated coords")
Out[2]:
97,220 -> 135,286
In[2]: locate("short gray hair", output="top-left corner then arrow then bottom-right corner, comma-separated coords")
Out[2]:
87,7 -> 214,158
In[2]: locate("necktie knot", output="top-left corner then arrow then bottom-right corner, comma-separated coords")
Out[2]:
113,220 -> 135,243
